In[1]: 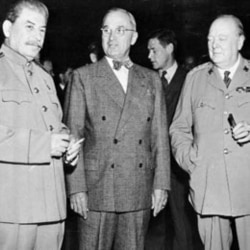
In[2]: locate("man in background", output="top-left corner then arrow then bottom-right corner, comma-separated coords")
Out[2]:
0,1 -> 80,249
64,8 -> 170,250
147,28 -> 200,250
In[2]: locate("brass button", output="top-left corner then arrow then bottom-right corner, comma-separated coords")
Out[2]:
224,148 -> 229,154
42,106 -> 48,112
34,87 -> 39,93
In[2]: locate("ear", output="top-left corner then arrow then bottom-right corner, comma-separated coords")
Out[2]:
2,20 -> 12,38
167,43 -> 174,54
238,34 -> 245,51
131,31 -> 138,46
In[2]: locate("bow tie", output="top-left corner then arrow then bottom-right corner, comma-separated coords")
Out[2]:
113,59 -> 133,70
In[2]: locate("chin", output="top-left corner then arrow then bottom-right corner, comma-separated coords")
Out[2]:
212,56 -> 224,64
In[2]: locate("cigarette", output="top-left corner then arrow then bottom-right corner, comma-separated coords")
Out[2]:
75,138 -> 84,145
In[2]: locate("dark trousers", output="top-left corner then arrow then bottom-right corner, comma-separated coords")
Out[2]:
145,169 -> 202,250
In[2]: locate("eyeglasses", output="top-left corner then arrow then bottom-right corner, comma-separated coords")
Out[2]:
101,26 -> 135,37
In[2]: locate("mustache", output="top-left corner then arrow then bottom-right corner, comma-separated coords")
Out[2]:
25,42 -> 42,49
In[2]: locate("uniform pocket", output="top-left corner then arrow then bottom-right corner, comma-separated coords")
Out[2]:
2,90 -> 31,104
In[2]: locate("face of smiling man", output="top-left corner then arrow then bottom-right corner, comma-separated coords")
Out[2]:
101,9 -> 138,62
207,16 -> 245,69
3,7 -> 47,61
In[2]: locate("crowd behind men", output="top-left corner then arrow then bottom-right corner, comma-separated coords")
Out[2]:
0,0 -> 249,250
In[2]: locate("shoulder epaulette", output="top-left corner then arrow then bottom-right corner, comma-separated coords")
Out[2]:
188,62 -> 212,75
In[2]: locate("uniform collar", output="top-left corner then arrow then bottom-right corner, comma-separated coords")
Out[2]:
1,43 -> 32,67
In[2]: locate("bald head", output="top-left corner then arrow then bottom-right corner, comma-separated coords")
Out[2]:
207,15 -> 245,69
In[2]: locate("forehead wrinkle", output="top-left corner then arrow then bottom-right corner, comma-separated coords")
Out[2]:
103,11 -> 134,30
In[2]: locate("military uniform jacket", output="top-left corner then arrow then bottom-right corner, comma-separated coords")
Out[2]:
0,44 -> 66,223
170,56 -> 250,216
63,57 -> 170,212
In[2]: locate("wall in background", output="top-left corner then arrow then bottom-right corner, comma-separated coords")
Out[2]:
0,0 -> 249,70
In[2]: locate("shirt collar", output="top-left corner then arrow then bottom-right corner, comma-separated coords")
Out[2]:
217,55 -> 241,80
160,61 -> 178,82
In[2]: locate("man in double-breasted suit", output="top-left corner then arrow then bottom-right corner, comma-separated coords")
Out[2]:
63,7 -> 170,250
147,29 -> 200,250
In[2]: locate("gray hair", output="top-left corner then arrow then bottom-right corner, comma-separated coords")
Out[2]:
102,8 -> 137,31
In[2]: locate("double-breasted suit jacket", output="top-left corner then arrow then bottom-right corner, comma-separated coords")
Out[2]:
0,44 -> 66,224
64,57 -> 170,212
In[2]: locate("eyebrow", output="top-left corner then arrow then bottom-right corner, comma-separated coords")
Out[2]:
25,20 -> 46,29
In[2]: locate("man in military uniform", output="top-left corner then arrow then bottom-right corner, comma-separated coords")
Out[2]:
170,15 -> 250,250
0,1 -> 80,249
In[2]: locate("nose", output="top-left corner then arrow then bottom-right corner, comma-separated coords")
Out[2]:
148,50 -> 152,59
107,30 -> 115,41
34,29 -> 43,42
210,38 -> 218,49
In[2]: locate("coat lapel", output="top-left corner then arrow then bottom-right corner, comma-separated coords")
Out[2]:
115,65 -> 147,135
207,65 -> 225,91
230,57 -> 250,89
165,67 -> 184,98
96,58 -> 125,109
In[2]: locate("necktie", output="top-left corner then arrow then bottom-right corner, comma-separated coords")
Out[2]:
161,71 -> 169,91
223,71 -> 231,88
113,59 -> 133,70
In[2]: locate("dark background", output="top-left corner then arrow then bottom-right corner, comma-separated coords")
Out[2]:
0,0 -> 250,72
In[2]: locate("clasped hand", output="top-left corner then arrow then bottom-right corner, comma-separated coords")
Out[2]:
51,133 -> 83,166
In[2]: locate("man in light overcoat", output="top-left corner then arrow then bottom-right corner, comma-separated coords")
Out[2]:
170,14 -> 250,250
0,0 -> 80,249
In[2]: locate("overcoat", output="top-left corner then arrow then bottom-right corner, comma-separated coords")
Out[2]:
63,57 -> 170,212
170,56 -> 250,216
0,44 -> 66,223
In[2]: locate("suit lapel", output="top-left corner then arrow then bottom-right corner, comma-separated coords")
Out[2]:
96,58 -> 125,109
165,67 -> 184,97
115,65 -> 147,135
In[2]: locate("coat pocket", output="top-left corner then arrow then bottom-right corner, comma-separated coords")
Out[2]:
2,90 -> 31,104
